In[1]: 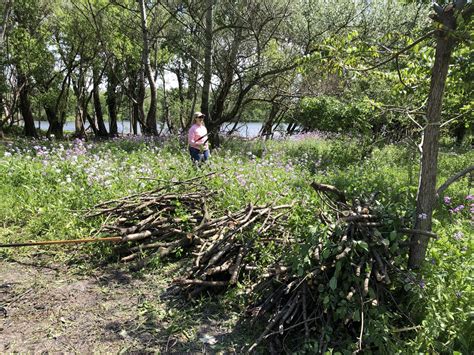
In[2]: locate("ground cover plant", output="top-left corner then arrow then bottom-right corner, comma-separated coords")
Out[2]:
0,134 -> 472,353
2,0 -> 473,352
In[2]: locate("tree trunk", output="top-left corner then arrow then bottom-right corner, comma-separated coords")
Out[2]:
132,101 -> 139,134
408,11 -> 457,269
0,0 -> 13,47
85,112 -> 99,136
137,64 -> 147,134
93,67 -> 108,137
453,122 -> 466,145
128,71 -> 139,135
72,66 -> 86,138
0,82 -> 4,137
17,72 -> 37,137
138,0 -> 158,135
161,70 -> 172,134
74,103 -> 86,137
187,51 -> 198,127
260,101 -> 279,139
174,66 -> 186,131
201,0 -> 213,138
44,104 -> 63,138
106,64 -> 118,136
207,3 -> 246,146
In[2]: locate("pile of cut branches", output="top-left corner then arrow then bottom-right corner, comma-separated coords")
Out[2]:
247,183 -> 413,353
174,203 -> 293,296
86,176 -> 416,352
86,175 -> 213,262
87,174 -> 293,285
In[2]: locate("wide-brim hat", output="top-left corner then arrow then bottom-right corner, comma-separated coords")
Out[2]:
194,111 -> 205,118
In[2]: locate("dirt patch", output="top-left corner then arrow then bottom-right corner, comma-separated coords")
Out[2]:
0,256 -> 242,353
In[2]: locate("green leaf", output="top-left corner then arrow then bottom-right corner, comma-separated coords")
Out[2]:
329,277 -> 337,290
389,230 -> 397,241
353,310 -> 360,322
323,295 -> 330,305
354,240 -> 369,251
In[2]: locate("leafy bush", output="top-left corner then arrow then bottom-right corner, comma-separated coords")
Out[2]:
294,95 -> 373,134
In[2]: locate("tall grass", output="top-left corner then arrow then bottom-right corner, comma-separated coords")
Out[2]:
0,134 -> 472,352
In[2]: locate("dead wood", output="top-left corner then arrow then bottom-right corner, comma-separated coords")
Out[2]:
246,187 -> 412,352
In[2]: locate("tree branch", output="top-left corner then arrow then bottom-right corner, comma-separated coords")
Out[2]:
437,165 -> 474,197
354,30 -> 436,72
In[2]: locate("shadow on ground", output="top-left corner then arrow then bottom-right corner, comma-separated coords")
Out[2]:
0,251 -> 259,353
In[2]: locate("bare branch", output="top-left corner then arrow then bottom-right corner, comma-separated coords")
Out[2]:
437,165 -> 474,197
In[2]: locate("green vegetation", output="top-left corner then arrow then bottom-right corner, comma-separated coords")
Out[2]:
1,135 -> 472,352
1,0 -> 473,351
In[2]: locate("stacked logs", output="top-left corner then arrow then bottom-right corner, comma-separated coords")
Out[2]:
247,183 -> 405,353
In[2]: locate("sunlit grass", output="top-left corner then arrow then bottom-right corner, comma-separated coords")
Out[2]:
0,134 -> 472,352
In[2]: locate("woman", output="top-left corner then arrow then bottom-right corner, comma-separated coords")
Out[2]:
188,112 -> 210,163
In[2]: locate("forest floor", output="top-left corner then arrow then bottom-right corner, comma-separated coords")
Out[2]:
0,251 -> 247,353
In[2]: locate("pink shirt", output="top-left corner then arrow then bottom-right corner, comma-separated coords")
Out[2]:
188,124 -> 209,150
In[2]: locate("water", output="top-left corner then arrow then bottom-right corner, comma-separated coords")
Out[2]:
34,121 -> 290,138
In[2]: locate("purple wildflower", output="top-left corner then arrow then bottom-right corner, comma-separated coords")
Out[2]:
452,205 -> 465,213
419,279 -> 425,289
418,213 -> 428,220
235,173 -> 247,187
443,196 -> 451,204
466,195 -> 474,201
453,231 -> 464,240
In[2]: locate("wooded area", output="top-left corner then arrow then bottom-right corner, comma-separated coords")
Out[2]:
0,0 -> 473,353
1,0 -> 471,141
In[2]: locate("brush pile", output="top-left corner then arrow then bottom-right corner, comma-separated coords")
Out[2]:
246,183 -> 411,353
87,175 -> 414,352
86,176 -> 211,262
174,202 -> 292,296
87,174 -> 293,286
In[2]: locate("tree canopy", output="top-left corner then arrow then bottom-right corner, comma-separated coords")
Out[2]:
1,0 -> 470,143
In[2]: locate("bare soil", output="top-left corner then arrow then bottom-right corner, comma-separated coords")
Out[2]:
0,253 -> 244,353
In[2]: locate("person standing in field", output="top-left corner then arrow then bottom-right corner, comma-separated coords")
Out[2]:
188,112 -> 210,163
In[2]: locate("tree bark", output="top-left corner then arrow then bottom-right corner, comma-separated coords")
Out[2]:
260,101 -> 279,139
137,63 -> 147,134
161,69 -> 172,134
128,70 -> 139,135
138,0 -> 158,135
93,66 -> 108,137
187,49 -> 198,127
0,0 -> 10,137
201,0 -> 213,137
174,65 -> 186,131
453,122 -> 466,145
44,104 -> 63,138
408,11 -> 457,269
106,63 -> 118,136
17,72 -> 37,137
0,0 -> 13,47
72,65 -> 86,138
85,112 -> 99,136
